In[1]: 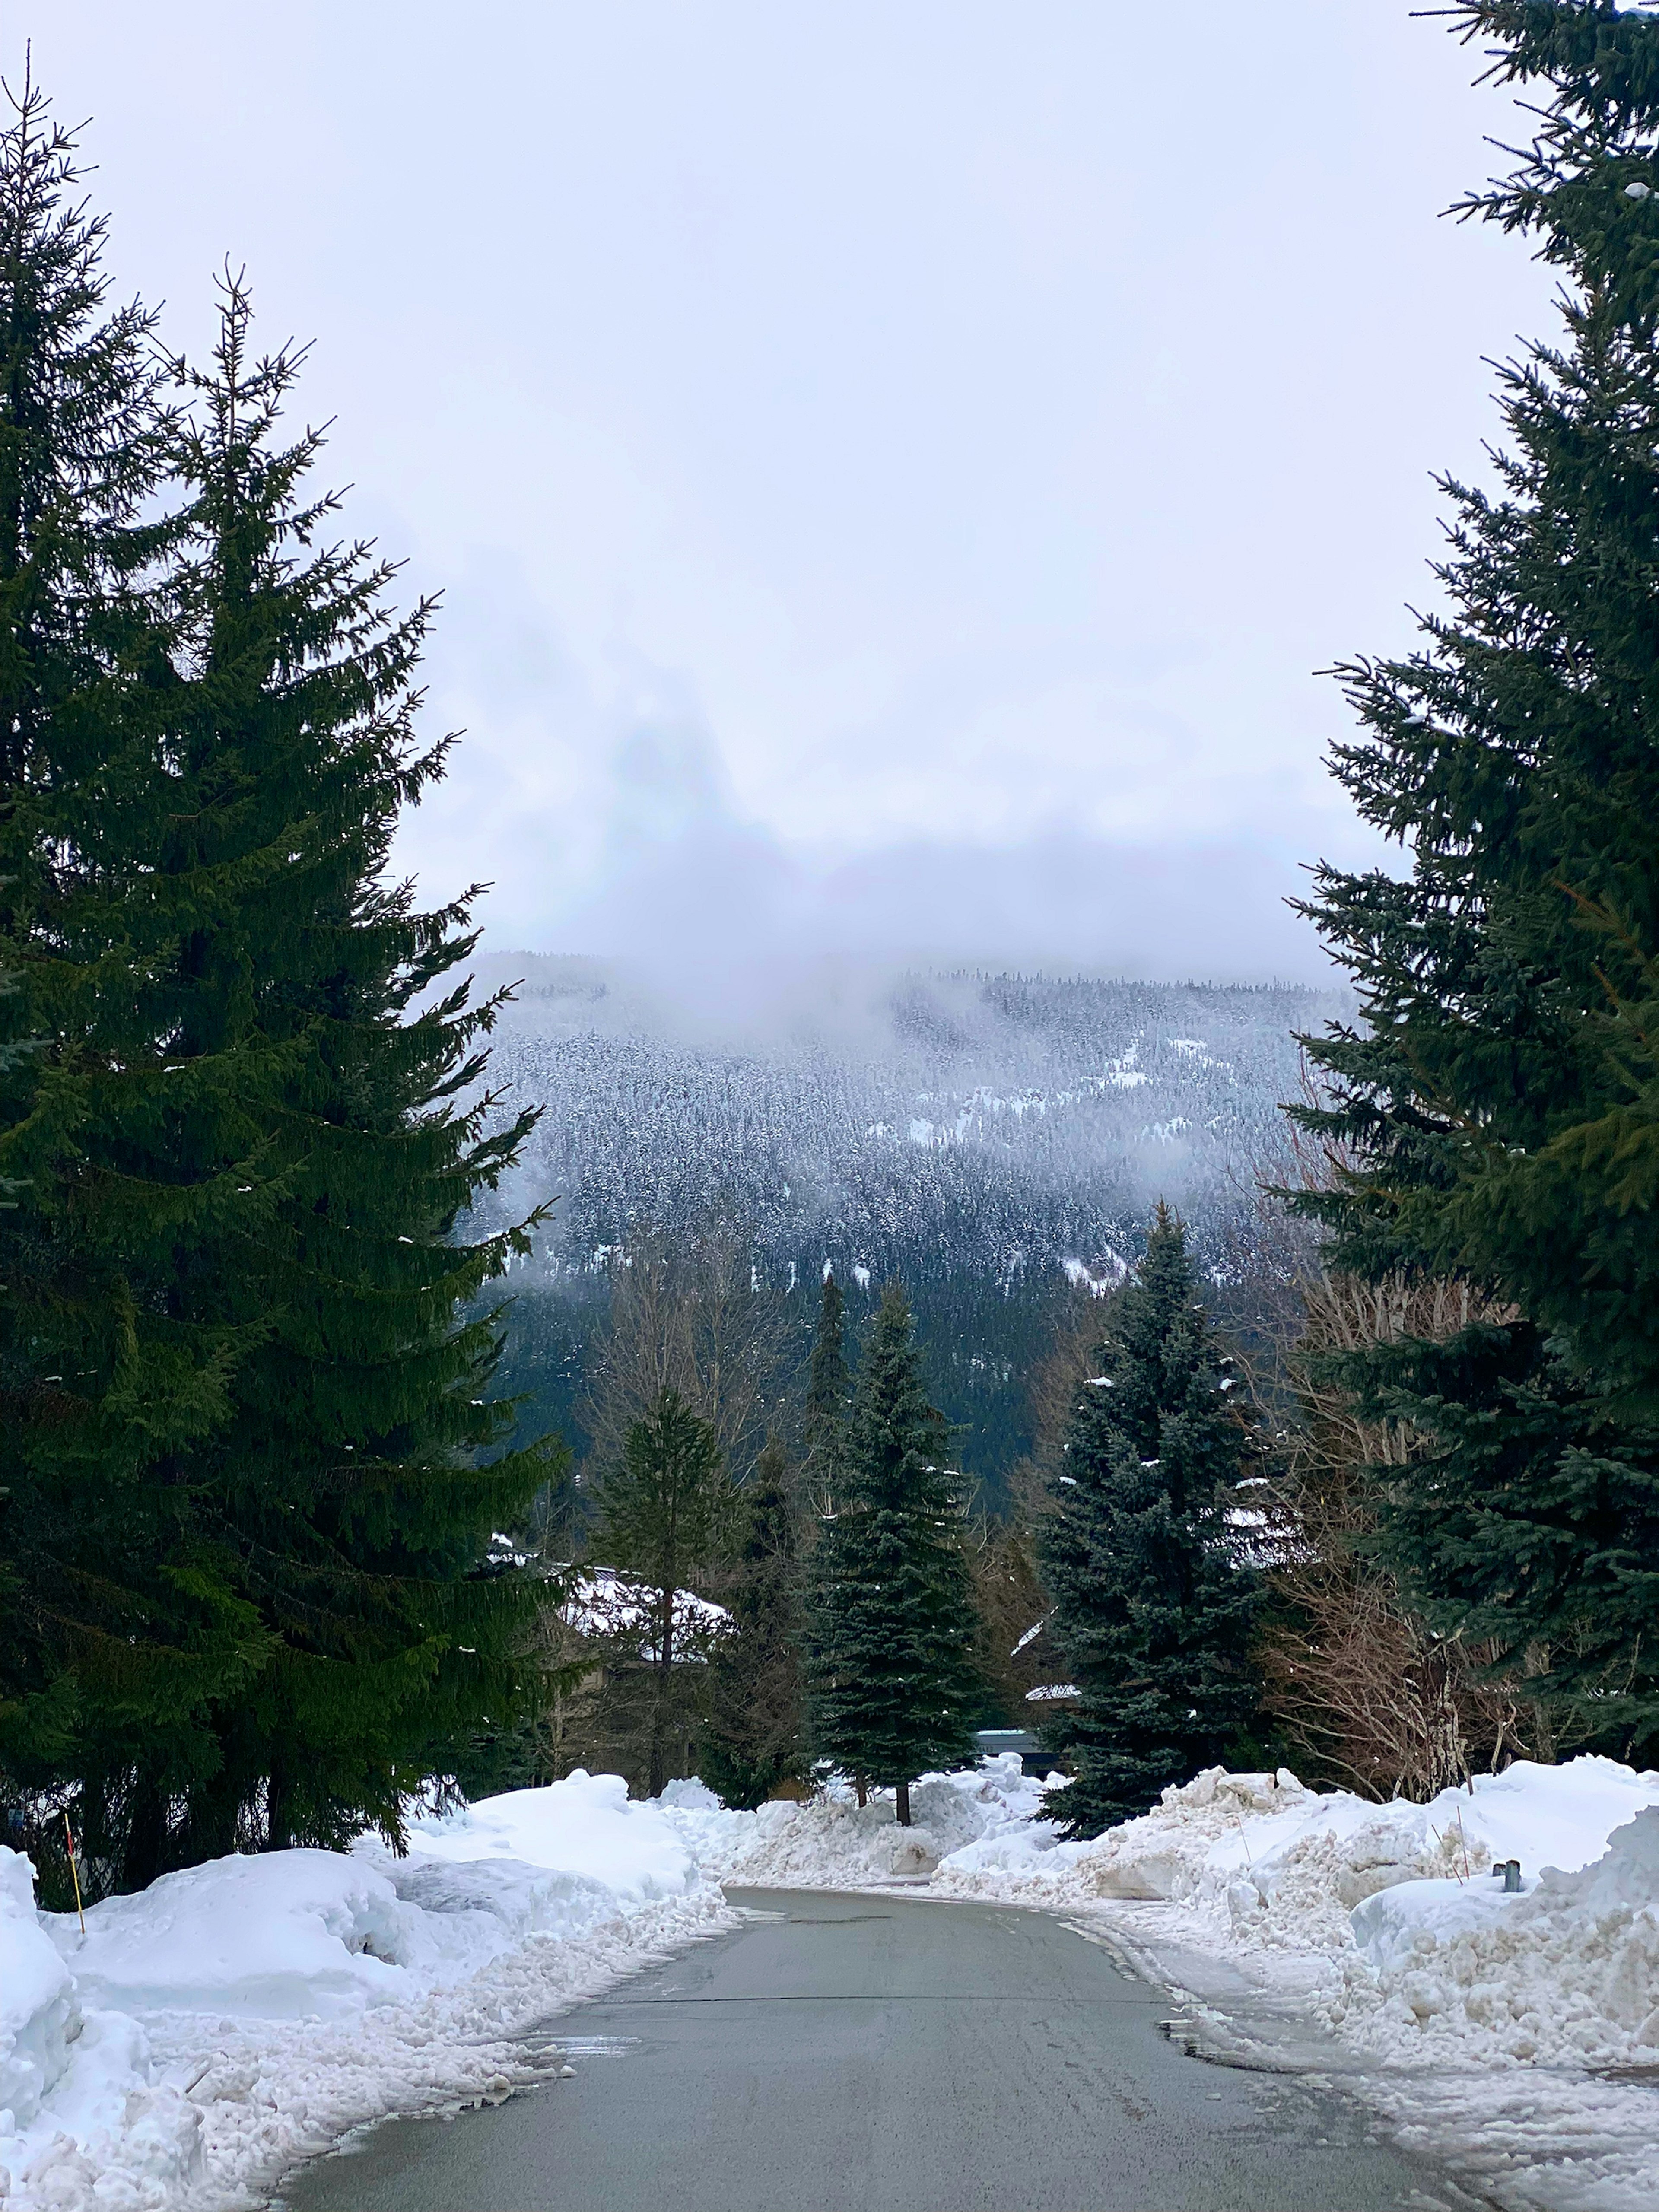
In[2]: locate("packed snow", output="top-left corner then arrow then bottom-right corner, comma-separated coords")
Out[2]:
0,1772 -> 735,2212
659,1756 -> 1055,1888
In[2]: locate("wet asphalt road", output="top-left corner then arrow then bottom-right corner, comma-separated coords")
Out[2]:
281,1886 -> 1460,2212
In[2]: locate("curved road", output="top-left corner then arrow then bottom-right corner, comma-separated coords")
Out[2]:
282,1887 -> 1460,2212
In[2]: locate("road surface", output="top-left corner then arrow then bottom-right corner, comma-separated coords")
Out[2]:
282,1886 -> 1461,2212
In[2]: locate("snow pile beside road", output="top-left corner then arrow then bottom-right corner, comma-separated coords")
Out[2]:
0,1849 -> 79,2131
0,1772 -> 734,2212
928,1752 -> 1659,2199
1331,1802 -> 1659,2071
931,1756 -> 1659,1958
401,1767 -> 702,1920
663,1754 -> 1055,1887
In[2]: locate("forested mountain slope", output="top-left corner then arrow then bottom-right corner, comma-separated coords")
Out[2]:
475,959 -> 1335,1493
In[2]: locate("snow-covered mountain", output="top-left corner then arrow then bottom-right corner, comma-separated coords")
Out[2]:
474,957 -> 1339,1489
483,958 -> 1333,1286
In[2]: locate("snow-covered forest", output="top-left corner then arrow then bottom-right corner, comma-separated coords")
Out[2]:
479,959 -> 1336,1485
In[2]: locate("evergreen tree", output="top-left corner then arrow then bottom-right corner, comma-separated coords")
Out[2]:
699,1436 -> 807,1808
804,1270 -> 851,1502
0,73 -> 259,1869
1037,1208 -> 1261,1837
809,1274 -> 849,1460
806,1283 -> 978,1824
5,245 -> 557,1886
594,1386 -> 725,1797
1293,0 -> 1659,1751
122,277 -> 560,1875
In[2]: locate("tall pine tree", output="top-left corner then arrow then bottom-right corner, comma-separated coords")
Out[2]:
1294,1 -> 1659,1754
118,277 -> 560,1874
0,74 -> 262,1873
1037,1209 -> 1261,1837
804,1269 -> 850,1509
700,1436 -> 807,1808
593,1386 -> 725,1798
806,1283 -> 978,1824
5,241 -> 558,1886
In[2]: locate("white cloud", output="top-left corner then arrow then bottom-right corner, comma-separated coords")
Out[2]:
34,0 -> 1547,982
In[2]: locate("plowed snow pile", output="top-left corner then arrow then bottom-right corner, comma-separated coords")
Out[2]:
1335,1804 -> 1659,2070
0,1772 -> 735,2212
938,1755 -> 1645,1916
931,1757 -> 1659,2055
659,1756 -> 1052,1885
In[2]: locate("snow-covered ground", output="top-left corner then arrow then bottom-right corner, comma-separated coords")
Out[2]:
0,1773 -> 736,2212
11,1752 -> 1659,2210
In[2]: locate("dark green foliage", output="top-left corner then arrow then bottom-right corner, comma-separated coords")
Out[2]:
1293,2 -> 1659,1750
0,132 -> 556,1889
1037,1209 -> 1261,1837
593,1387 -> 726,1797
804,1270 -> 850,1499
700,1437 -> 808,1808
1352,1319 -> 1659,1754
806,1283 -> 979,1820
0,76 -> 242,1831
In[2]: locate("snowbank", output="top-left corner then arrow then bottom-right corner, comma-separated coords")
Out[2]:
661,1754 -> 1054,1887
13,1751 -> 1659,2212
402,1768 -> 701,1912
923,1753 -> 1659,2203
1334,1802 -> 1659,2071
0,1849 -> 79,2132
931,1755 -> 1659,1955
0,1773 -> 734,2212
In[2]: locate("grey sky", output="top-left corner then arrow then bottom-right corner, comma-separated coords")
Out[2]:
41,3 -> 1548,984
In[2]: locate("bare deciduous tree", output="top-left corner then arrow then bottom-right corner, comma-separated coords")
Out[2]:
1249,1099 -> 1559,1800
580,1219 -> 796,1493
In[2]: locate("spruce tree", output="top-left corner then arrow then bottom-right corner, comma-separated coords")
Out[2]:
700,1437 -> 807,1808
0,76 -> 264,1870
1037,1209 -> 1261,1837
5,251 -> 557,1885
593,1386 -> 725,1797
804,1270 -> 851,1502
1293,1 -> 1659,1751
113,276 -> 561,1874
806,1283 -> 978,1824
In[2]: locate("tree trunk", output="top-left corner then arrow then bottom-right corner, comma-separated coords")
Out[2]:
855,1772 -> 868,1808
648,1585 -> 674,1799
121,1777 -> 169,1892
896,1777 -> 912,1827
267,1762 -> 307,1852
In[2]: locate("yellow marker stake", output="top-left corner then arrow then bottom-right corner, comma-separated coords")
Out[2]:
63,1812 -> 86,1935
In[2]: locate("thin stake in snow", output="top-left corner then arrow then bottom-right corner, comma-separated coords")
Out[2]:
63,1813 -> 86,1934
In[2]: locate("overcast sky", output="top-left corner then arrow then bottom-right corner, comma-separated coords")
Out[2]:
37,3 -> 1551,989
